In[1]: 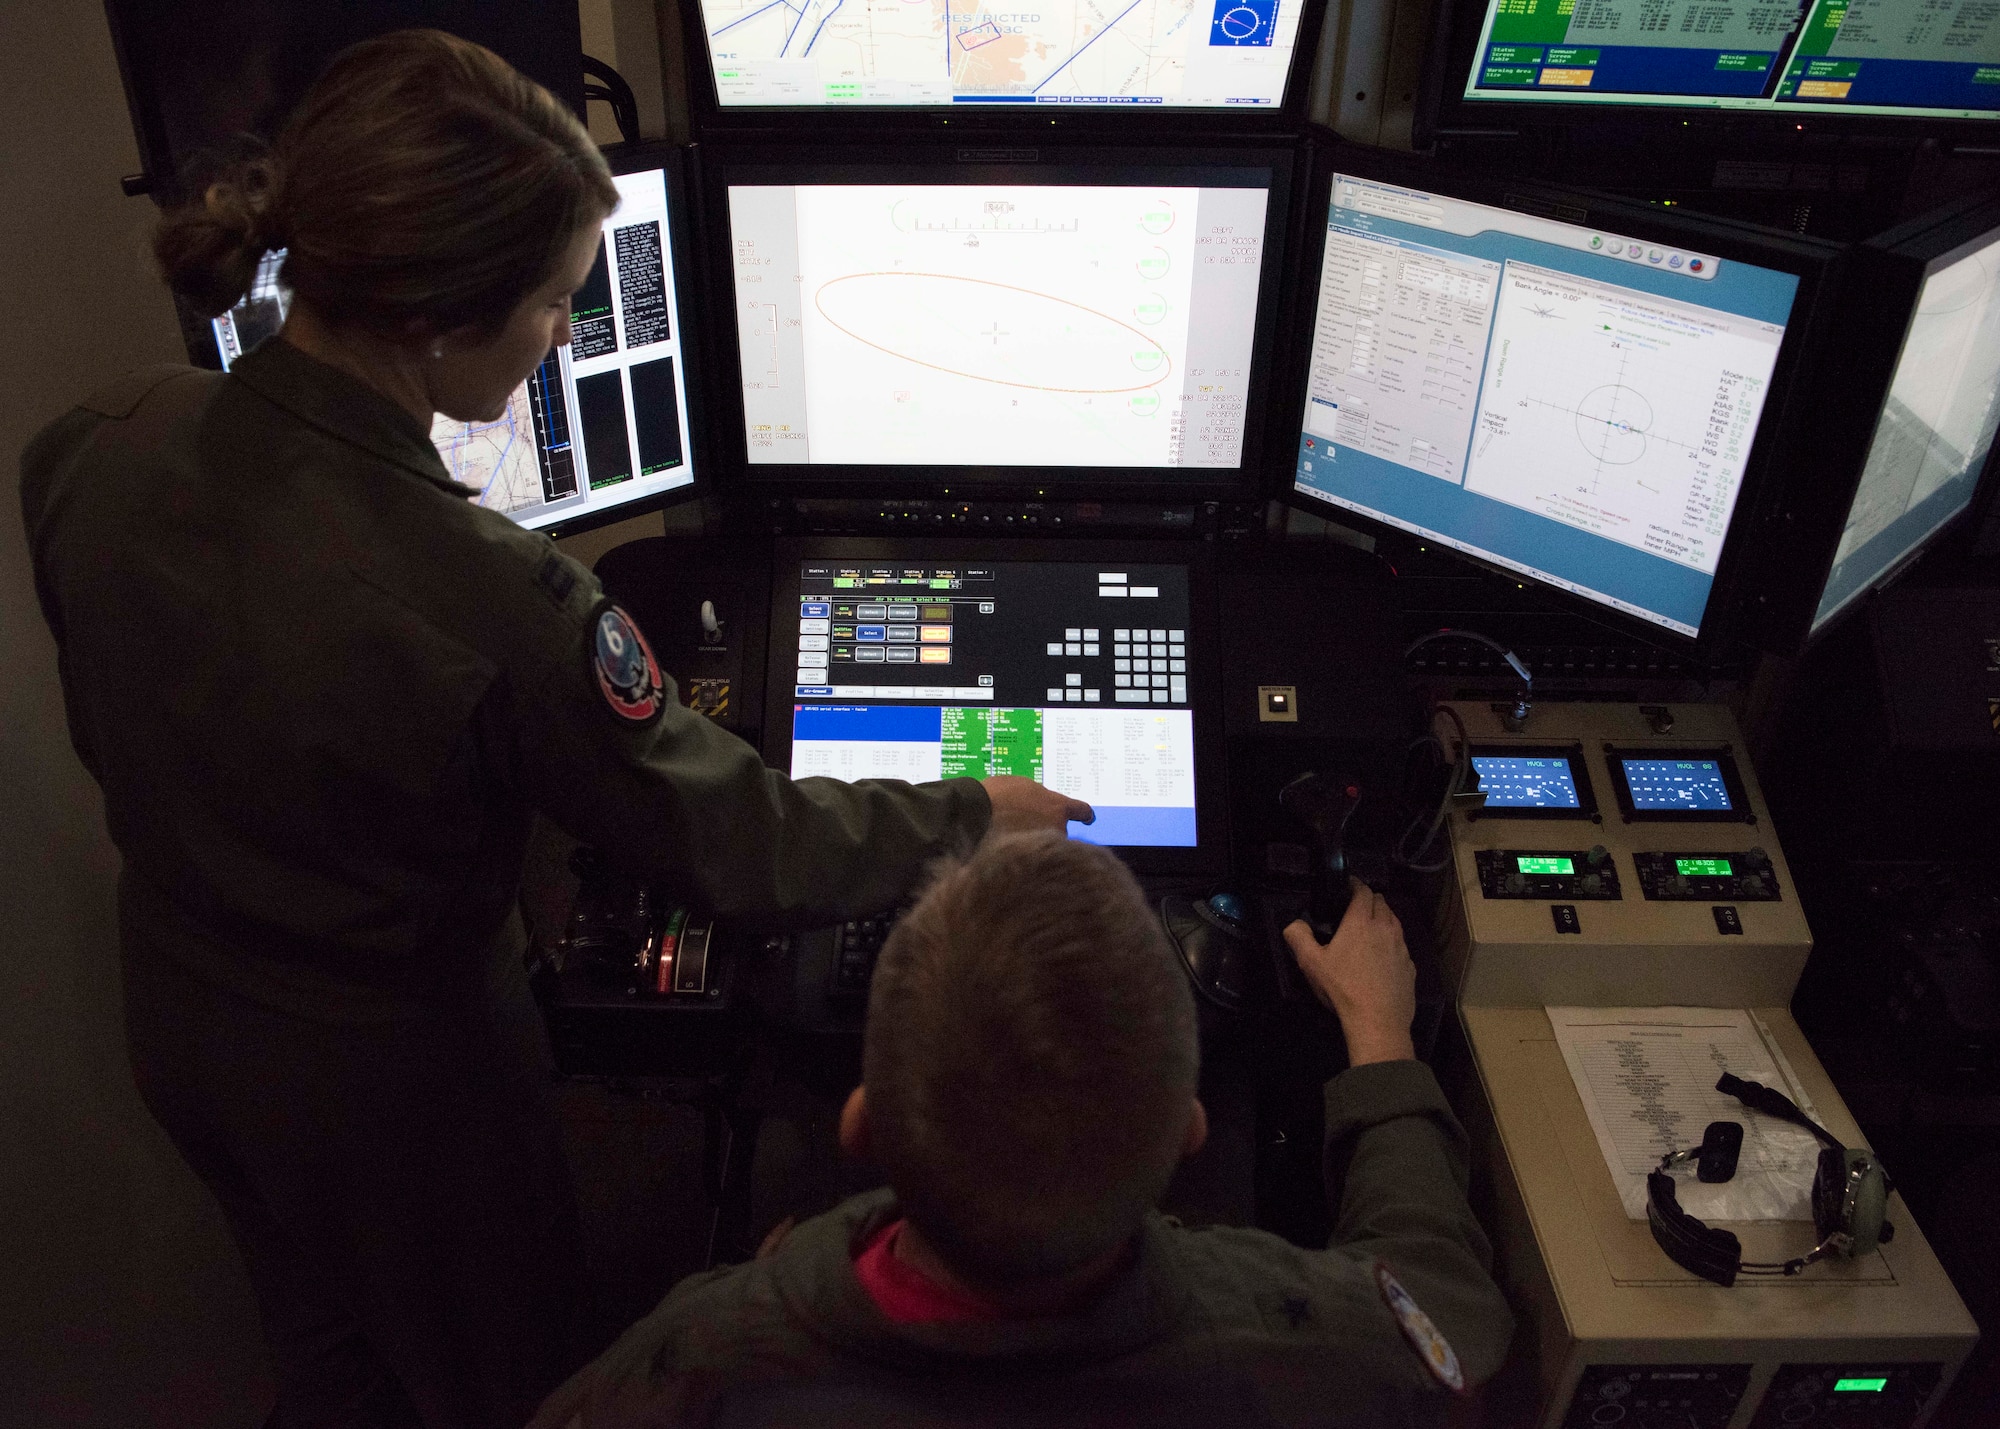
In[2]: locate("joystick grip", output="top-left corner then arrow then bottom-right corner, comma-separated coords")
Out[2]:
1280,772 -> 1362,939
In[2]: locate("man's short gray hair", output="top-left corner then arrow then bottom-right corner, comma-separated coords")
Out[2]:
864,832 -> 1200,1286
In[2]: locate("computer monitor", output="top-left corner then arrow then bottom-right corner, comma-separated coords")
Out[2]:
1424,0 -> 2000,132
683,0 -> 1323,116
764,540 -> 1224,873
1284,150 -> 1837,643
1756,195 -> 2000,646
203,147 -> 701,538
708,146 -> 1293,499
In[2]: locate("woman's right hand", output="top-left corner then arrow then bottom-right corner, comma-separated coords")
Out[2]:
980,776 -> 1094,837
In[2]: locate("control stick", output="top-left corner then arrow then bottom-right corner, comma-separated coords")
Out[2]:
1280,772 -> 1362,938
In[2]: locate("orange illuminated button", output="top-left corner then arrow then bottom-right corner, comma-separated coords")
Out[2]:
919,625 -> 952,643
919,647 -> 952,664
1796,79 -> 1852,98
1537,68 -> 1595,86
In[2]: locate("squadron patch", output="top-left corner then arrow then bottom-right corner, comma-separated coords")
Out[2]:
1376,1261 -> 1465,1394
592,604 -> 663,723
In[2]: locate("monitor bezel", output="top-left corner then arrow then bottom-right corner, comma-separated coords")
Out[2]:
1464,744 -> 1600,821
763,536 -> 1230,876
1273,134 -> 1844,654
676,0 -> 1331,135
533,142 -> 712,540
1603,746 -> 1756,824
697,141 -> 1297,505
1416,0 -> 2000,146
1752,191 -> 2000,652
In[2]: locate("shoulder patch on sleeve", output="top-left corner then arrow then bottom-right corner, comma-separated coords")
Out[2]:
1376,1261 -> 1465,1394
591,602 -> 665,724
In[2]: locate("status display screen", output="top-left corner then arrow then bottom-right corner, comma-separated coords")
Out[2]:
1471,754 -> 1582,808
788,560 -> 1198,846
728,179 -> 1270,472
210,168 -> 697,531
1517,855 -> 1575,873
1813,229 -> 2000,632
1459,0 -> 2000,121
1834,1379 -> 1889,1393
1622,758 -> 1734,811
695,0 -> 1305,108
1676,857 -> 1734,875
1292,176 -> 1798,637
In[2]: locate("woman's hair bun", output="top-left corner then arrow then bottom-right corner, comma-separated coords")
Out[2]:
154,154 -> 284,318
152,30 -> 618,343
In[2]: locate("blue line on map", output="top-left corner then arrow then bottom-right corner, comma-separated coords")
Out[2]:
1032,0 -> 1150,92
945,0 -> 953,74
714,0 -> 795,36
804,0 -> 845,55
779,0 -> 811,55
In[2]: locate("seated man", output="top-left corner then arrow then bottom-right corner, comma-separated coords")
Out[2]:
531,833 -> 1514,1428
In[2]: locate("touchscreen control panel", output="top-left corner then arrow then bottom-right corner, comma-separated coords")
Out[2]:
1467,747 -> 1598,819
1633,850 -> 1782,902
784,559 -> 1200,849
1476,847 -> 1621,900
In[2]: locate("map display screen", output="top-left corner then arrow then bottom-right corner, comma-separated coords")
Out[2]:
786,560 -> 1200,846
697,0 -> 1304,107
1459,0 -> 2000,120
1812,229 -> 2000,632
728,179 -> 1270,470
210,167 -> 697,532
1291,176 -> 1800,638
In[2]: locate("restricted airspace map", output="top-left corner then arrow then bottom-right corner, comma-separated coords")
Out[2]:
699,0 -> 1302,106
432,382 -> 548,517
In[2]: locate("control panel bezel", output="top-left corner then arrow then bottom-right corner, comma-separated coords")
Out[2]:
1633,850 -> 1783,902
1465,743 -> 1601,822
1476,847 -> 1623,900
1603,744 -> 1757,825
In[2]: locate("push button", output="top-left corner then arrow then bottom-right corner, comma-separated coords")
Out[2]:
1713,906 -> 1743,935
1552,905 -> 1581,935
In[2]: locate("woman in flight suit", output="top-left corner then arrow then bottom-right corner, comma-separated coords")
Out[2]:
20,30 -> 1087,1429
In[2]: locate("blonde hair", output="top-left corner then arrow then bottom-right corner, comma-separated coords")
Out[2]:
155,29 -> 618,340
865,833 -> 1200,1286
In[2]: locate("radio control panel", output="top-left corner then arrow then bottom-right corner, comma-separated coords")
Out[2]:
1476,847 -> 1622,900
1633,850 -> 1782,902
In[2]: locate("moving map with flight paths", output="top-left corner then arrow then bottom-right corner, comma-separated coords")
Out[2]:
698,0 -> 1302,105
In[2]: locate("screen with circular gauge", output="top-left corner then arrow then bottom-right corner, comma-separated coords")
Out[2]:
1291,175 -> 1801,639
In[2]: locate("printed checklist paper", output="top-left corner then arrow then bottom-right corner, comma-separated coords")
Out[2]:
1546,1007 -> 1823,1222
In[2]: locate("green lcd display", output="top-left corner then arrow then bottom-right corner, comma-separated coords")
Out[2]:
1676,857 -> 1733,876
1517,856 -> 1574,875
1834,1378 -> 1889,1393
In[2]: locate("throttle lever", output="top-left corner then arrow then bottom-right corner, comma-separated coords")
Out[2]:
1279,772 -> 1362,938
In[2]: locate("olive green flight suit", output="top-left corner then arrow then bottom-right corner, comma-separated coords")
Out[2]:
528,1060 -> 1517,1428
20,339 -> 989,1429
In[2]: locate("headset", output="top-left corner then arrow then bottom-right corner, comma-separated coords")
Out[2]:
1646,1072 -> 1895,1288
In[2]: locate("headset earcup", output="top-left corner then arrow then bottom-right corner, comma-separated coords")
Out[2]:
1845,1154 -> 1890,1256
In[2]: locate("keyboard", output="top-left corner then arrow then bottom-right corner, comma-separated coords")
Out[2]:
830,911 -> 898,996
